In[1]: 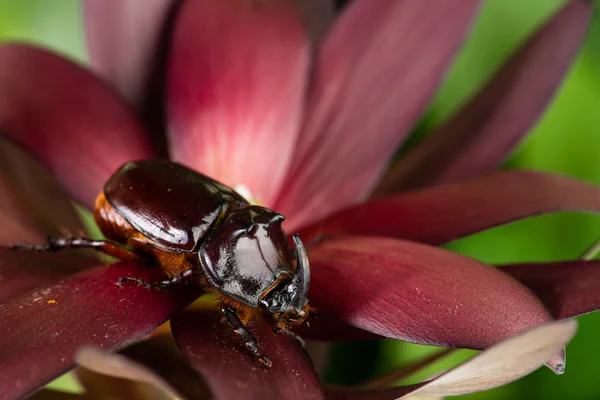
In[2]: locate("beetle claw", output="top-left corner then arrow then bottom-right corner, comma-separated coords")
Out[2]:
259,355 -> 273,368
116,276 -> 133,289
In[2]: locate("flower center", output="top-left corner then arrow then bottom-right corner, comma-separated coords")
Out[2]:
233,184 -> 261,206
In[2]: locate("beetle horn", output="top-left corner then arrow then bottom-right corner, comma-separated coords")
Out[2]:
290,234 -> 310,309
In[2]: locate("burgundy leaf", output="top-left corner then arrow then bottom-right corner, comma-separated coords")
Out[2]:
0,45 -> 155,209
298,170 -> 600,245
171,309 -> 324,400
0,139 -> 83,239
374,0 -> 593,194
0,262 -> 199,400
167,0 -> 309,207
274,0 -> 481,231
0,248 -> 90,302
307,236 -> 564,371
501,260 -> 600,320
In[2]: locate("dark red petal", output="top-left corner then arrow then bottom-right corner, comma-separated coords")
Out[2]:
167,0 -> 309,207
307,237 -> 554,351
83,0 -> 177,109
0,45 -> 155,209
0,262 -> 198,400
171,309 -> 324,400
0,249 -> 90,302
501,260 -> 600,320
299,170 -> 600,245
0,139 -> 84,240
374,0 -> 593,195
274,0 -> 481,230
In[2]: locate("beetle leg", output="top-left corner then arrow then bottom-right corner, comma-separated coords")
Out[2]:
10,236 -> 141,262
221,304 -> 273,368
117,269 -> 193,290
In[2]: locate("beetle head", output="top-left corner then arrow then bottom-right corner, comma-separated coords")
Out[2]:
260,234 -> 312,332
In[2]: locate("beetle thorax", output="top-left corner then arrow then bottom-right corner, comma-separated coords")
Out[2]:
198,206 -> 294,307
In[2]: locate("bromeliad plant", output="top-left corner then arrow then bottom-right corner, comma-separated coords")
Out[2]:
0,0 -> 599,399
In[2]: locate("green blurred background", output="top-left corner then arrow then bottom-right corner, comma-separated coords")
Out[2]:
1,0 -> 599,398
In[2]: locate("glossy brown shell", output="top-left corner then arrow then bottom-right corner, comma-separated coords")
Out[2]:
103,159 -> 248,252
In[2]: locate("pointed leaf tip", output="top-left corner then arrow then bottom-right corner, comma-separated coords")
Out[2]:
375,0 -> 594,194
409,320 -> 577,397
501,259 -> 600,320
300,170 -> 600,245
329,320 -> 576,399
307,236 -> 555,350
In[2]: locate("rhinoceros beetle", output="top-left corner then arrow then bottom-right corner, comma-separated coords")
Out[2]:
11,159 -> 312,367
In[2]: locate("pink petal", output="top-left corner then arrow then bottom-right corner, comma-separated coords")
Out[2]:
0,45 -> 155,209
167,0 -> 309,207
0,139 -> 83,239
274,0 -> 481,230
0,249 -> 90,302
307,236 -> 556,352
325,320 -> 576,399
299,170 -> 600,245
0,262 -> 199,399
82,0 -> 177,109
501,260 -> 600,320
171,309 -> 324,400
374,0 -> 594,194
